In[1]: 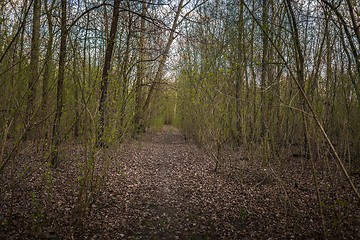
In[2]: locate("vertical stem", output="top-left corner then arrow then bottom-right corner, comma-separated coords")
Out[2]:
134,0 -> 147,135
26,0 -> 41,139
97,0 -> 120,147
50,0 -> 67,166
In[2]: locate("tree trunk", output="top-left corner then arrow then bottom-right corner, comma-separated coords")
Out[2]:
50,0 -> 67,166
260,0 -> 269,138
26,0 -> 40,139
41,0 -> 55,139
142,0 -> 185,119
234,0 -> 244,145
133,0 -> 147,136
285,0 -> 308,156
119,10 -> 133,138
73,45 -> 80,139
96,0 -> 120,147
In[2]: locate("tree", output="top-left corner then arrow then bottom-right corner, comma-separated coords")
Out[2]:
96,0 -> 121,147
142,0 -> 186,126
26,0 -> 41,139
50,0 -> 68,166
133,0 -> 147,135
41,0 -> 56,138
234,0 -> 245,145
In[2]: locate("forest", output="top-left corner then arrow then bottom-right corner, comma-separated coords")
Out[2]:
0,0 -> 360,239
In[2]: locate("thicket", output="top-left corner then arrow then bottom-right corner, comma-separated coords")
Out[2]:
175,0 -> 360,171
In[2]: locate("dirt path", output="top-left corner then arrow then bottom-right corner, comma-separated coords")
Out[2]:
77,126 -> 360,240
87,126 -> 254,239
83,126 -> 322,239
1,126 -> 359,239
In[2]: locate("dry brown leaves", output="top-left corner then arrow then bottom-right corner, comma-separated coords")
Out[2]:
0,126 -> 359,239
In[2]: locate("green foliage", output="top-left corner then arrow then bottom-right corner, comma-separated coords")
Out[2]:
147,86 -> 177,130
150,116 -> 165,130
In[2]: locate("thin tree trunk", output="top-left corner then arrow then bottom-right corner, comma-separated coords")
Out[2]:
96,0 -> 120,147
234,0 -> 244,145
26,0 -> 40,139
260,0 -> 269,138
249,0 -> 256,140
50,0 -> 67,166
119,10 -> 132,135
285,0 -> 309,156
133,0 -> 147,135
11,0 -> 28,138
41,0 -> 55,139
142,0 -> 185,118
73,46 -> 80,139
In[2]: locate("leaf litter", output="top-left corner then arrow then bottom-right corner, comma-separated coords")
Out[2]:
0,126 -> 359,239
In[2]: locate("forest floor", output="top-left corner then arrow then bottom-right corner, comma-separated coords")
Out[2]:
0,125 -> 360,239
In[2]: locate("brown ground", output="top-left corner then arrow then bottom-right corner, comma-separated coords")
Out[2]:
0,126 -> 359,239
